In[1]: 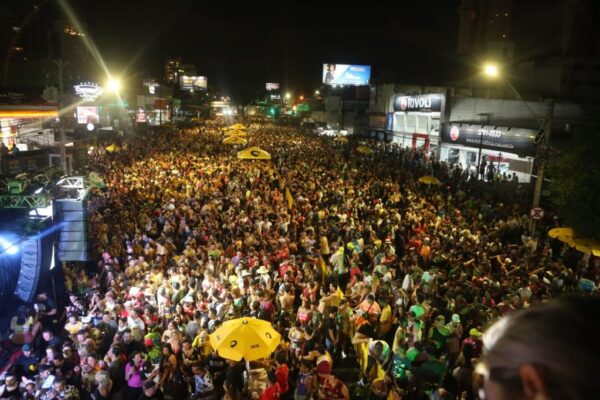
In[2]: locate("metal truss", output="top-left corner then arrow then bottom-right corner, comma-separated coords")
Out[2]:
0,194 -> 50,209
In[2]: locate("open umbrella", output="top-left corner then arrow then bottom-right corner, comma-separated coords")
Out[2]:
209,317 -> 281,361
225,129 -> 248,137
548,227 -> 576,244
418,176 -> 441,185
223,136 -> 247,145
334,136 -> 348,143
237,146 -> 271,160
570,238 -> 600,257
357,145 -> 373,154
228,123 -> 247,130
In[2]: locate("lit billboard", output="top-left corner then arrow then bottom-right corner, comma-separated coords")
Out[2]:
322,64 -> 371,86
180,76 -> 207,90
266,82 -> 280,91
76,106 -> 99,124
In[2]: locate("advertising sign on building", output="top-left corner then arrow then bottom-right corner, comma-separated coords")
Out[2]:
179,76 -> 208,90
393,94 -> 443,113
76,106 -> 99,124
322,64 -> 371,86
441,123 -> 537,156
73,82 -> 103,102
266,82 -> 280,91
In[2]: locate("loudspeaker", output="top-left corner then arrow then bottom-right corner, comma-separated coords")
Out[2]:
14,237 -> 41,302
54,199 -> 89,261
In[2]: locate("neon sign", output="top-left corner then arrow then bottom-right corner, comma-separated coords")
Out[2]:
74,82 -> 103,102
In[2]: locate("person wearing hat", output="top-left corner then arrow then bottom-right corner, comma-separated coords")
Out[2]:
15,343 -> 40,379
462,328 -> 483,359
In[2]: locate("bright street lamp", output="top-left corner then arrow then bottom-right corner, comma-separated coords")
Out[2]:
315,90 -> 320,95
483,63 -> 499,78
481,62 -> 554,236
107,78 -> 121,93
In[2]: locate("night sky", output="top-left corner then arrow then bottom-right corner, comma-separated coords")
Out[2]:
79,0 -> 460,101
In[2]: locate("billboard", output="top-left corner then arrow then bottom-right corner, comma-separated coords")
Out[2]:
440,123 -> 537,156
393,94 -> 444,113
180,76 -> 207,90
76,106 -> 99,124
322,64 -> 371,86
266,82 -> 280,91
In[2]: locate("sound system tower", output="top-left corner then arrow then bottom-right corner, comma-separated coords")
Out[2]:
54,199 -> 89,261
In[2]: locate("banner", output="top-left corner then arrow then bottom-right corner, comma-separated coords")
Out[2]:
285,187 -> 293,209
180,76 -> 207,90
76,106 -> 99,124
237,146 -> 271,160
441,123 -> 537,156
322,64 -> 371,86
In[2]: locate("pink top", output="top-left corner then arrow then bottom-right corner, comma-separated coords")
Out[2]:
125,363 -> 143,388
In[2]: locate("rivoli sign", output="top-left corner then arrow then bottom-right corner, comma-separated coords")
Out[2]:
393,94 -> 443,112
440,123 -> 537,156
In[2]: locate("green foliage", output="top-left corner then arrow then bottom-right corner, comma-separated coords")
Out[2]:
549,127 -> 600,241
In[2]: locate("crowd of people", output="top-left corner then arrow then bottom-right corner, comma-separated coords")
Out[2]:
1,120 -> 598,400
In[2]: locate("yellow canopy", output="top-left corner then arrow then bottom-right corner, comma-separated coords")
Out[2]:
418,175 -> 441,185
548,227 -> 576,244
237,146 -> 271,160
228,123 -> 247,130
209,317 -> 281,361
357,145 -> 373,154
225,129 -> 248,137
223,136 -> 247,145
570,238 -> 600,257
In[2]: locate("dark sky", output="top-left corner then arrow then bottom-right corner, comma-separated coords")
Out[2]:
78,0 -> 460,101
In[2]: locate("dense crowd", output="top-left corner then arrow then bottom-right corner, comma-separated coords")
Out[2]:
1,120 -> 598,400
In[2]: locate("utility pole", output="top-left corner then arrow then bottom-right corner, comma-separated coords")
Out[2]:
530,100 -> 554,236
56,59 -> 69,175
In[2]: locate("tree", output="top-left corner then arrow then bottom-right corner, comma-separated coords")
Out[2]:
549,126 -> 600,241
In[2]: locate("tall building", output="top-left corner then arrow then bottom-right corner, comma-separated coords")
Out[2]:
164,59 -> 180,84
0,0 -> 92,98
53,19 -> 90,83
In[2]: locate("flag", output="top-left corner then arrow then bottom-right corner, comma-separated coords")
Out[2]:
285,187 -> 293,209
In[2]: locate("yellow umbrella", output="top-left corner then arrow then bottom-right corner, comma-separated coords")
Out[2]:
228,123 -> 247,130
237,146 -> 271,160
106,144 -> 120,152
548,227 -> 576,244
570,238 -> 600,257
357,145 -> 373,154
209,317 -> 281,361
225,129 -> 248,137
223,136 -> 247,145
334,136 -> 348,143
418,176 -> 441,185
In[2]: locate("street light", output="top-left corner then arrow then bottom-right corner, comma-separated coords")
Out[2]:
483,63 -> 499,78
285,93 -> 291,100
107,78 -> 121,93
315,90 -> 320,96
482,62 -> 554,236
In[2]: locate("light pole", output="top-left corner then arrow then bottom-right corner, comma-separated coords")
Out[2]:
482,63 -> 554,236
